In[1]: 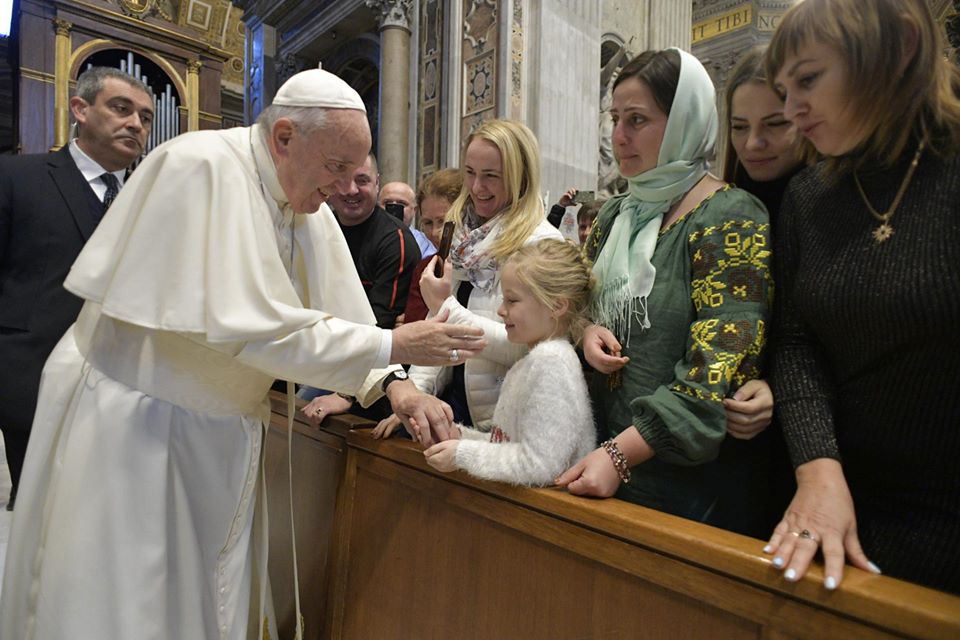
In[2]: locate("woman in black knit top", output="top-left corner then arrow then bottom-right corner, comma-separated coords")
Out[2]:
764,0 -> 960,594
709,47 -> 807,538
720,47 -> 804,441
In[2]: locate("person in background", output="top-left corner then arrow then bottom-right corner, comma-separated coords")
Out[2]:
398,168 -> 463,327
713,45 -> 808,534
719,46 -> 802,440
576,199 -> 604,246
380,179 -> 437,260
423,239 -> 595,486
0,67 -> 153,512
722,46 -> 806,222
548,189 -> 605,247
763,0 -> 960,593
328,154 -> 421,329
374,119 -> 563,441
301,153 -> 421,422
547,187 -> 579,228
555,49 -> 773,539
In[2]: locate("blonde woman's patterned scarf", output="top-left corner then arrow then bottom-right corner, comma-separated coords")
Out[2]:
450,203 -> 504,294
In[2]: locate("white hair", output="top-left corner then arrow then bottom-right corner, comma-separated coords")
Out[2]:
256,105 -> 330,137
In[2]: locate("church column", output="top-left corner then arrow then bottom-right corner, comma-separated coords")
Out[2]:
646,0 -> 692,51
53,18 -> 72,149
525,0 -> 601,206
367,0 -> 414,184
187,60 -> 202,131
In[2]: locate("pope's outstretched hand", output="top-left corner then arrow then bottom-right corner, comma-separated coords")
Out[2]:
390,308 -> 485,366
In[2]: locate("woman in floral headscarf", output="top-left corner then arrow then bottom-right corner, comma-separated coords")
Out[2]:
375,119 -> 562,440
557,49 -> 774,535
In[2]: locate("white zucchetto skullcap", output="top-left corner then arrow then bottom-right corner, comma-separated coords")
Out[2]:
272,67 -> 366,112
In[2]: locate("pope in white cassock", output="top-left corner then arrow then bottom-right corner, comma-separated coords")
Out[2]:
0,69 -> 484,640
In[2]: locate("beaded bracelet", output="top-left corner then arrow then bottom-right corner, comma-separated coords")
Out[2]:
600,439 -> 631,484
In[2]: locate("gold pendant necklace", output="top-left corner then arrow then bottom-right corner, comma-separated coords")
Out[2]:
853,135 -> 927,244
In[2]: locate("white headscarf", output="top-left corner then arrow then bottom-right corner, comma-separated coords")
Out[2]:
591,48 -> 718,344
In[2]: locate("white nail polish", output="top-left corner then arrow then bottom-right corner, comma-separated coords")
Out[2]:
772,556 -> 785,568
824,576 -> 837,590
868,561 -> 882,575
784,568 -> 797,581
762,544 -> 773,554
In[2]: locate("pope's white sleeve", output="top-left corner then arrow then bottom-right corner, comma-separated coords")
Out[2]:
235,315 -> 388,396
353,362 -> 406,408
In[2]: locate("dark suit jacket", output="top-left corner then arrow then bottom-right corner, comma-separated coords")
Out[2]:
0,146 -> 103,433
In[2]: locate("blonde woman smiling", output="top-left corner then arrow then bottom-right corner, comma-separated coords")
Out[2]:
379,120 -> 562,442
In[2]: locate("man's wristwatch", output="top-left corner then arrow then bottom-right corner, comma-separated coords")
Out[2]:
381,369 -> 409,393
335,392 -> 355,405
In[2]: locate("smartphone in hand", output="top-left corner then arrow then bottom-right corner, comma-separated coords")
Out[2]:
385,202 -> 405,221
434,221 -> 455,278
574,190 -> 596,204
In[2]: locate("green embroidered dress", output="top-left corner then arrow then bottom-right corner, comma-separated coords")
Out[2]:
586,185 -> 772,523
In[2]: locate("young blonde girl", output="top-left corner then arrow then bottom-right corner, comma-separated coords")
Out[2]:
422,239 -> 596,486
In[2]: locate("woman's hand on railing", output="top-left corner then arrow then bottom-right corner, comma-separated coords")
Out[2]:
582,324 -> 629,374
555,448 -> 622,497
302,393 -> 352,426
764,458 -> 880,590
723,379 -> 774,439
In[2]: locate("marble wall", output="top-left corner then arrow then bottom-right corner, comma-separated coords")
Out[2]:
524,0 -> 601,205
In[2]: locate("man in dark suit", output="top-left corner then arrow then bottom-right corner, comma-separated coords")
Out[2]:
0,67 -> 154,510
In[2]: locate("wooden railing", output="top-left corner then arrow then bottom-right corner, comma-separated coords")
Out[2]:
263,392 -> 960,640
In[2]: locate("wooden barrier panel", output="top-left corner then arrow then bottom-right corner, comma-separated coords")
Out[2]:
264,392 -> 960,640
263,395 -> 371,640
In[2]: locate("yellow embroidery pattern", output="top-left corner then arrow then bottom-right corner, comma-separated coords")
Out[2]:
672,318 -> 766,402
691,221 -> 770,312
672,218 -> 772,402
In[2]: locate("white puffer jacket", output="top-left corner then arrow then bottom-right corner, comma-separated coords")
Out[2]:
408,218 -> 562,429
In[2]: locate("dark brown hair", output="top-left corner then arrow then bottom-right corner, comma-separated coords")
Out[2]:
765,0 -> 960,174
720,46 -> 805,183
577,199 -> 605,224
613,49 -> 681,116
416,168 -> 462,210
